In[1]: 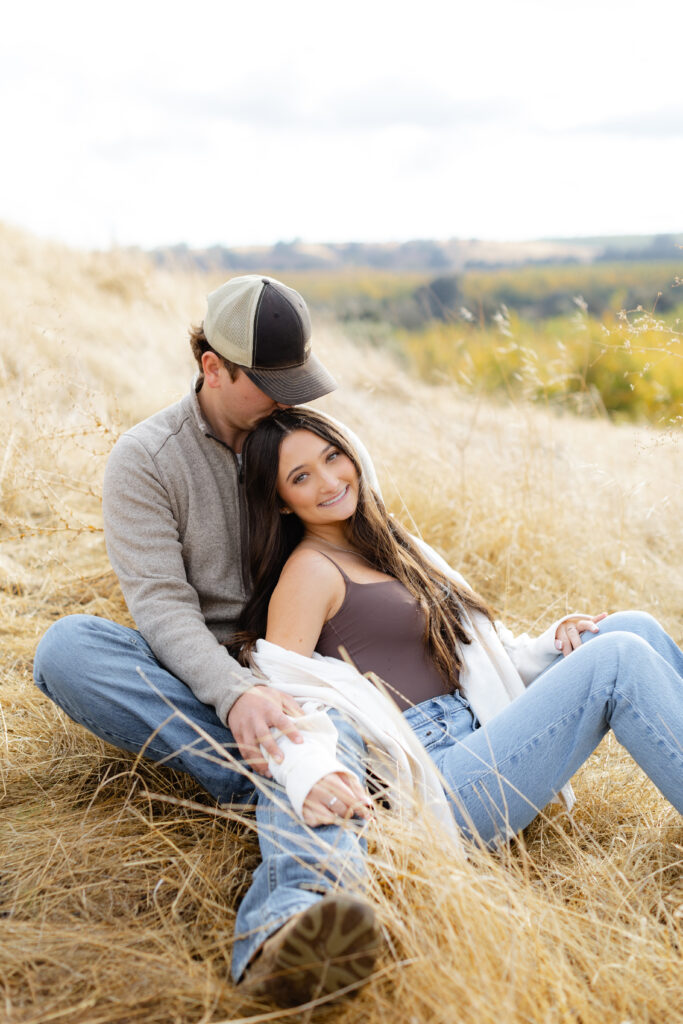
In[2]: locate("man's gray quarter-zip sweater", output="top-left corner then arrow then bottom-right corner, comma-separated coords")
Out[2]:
103,381 -> 379,727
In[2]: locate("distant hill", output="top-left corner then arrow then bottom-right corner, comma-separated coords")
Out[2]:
149,233 -> 683,274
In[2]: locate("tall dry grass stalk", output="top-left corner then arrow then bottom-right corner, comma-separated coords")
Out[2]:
0,224 -> 681,1023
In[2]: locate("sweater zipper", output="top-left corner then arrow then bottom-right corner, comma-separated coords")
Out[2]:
234,450 -> 250,595
201,417 -> 251,597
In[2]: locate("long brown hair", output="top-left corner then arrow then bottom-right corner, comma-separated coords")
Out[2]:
233,408 -> 494,690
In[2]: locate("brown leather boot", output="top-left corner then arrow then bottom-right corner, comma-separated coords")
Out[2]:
238,893 -> 382,1007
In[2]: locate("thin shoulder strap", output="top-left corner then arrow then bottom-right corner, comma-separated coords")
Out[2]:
314,549 -> 352,583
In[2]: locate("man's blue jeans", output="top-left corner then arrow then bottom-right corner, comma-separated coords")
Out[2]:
33,614 -> 369,979
33,614 -> 254,803
230,712 -> 370,980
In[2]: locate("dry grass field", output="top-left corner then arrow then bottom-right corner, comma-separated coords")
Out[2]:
1,223 -> 681,1023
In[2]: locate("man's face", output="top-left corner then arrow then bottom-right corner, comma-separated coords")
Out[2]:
198,352 -> 291,447
223,368 -> 287,432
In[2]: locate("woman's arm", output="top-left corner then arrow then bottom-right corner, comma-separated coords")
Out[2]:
554,613 -> 607,656
496,612 -> 607,683
265,548 -> 344,655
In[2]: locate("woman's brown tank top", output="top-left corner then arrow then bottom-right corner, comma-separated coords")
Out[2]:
314,554 -> 449,711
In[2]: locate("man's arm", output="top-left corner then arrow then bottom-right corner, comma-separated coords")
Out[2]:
103,434 -> 303,771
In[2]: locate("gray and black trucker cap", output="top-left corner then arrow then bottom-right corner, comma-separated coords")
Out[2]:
203,275 -> 337,404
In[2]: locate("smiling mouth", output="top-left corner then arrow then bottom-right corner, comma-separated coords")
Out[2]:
318,485 -> 349,508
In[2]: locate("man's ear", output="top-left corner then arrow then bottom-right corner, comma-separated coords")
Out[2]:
201,351 -> 225,387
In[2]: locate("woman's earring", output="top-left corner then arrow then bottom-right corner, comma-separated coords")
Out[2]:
280,507 -> 292,515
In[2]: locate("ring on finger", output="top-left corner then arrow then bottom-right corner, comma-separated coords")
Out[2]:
329,796 -> 340,810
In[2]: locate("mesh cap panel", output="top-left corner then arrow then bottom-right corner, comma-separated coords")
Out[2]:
213,289 -> 255,359
204,277 -> 263,363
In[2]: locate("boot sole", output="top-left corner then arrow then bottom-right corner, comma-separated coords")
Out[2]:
243,893 -> 381,1007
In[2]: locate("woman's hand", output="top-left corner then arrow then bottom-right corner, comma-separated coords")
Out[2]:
555,613 -> 608,657
302,771 -> 374,827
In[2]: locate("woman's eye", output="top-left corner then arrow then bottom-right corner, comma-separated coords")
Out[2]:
293,473 -> 307,485
327,450 -> 339,462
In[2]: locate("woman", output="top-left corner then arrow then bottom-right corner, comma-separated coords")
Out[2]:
231,407 -> 682,1004
235,407 -> 682,831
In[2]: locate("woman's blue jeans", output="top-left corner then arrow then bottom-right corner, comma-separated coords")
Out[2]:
403,610 -> 683,843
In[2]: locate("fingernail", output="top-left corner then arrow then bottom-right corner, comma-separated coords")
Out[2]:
555,640 -> 563,650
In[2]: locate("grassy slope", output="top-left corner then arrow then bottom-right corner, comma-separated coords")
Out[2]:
0,224 -> 681,1024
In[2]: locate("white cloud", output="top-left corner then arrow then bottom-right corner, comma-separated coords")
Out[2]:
584,108 -> 683,139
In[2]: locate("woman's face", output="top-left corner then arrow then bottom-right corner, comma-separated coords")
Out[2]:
277,429 -> 359,528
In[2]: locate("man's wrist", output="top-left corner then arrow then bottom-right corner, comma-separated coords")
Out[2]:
220,677 -> 264,727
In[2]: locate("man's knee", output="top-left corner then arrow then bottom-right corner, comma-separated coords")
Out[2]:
33,614 -> 111,695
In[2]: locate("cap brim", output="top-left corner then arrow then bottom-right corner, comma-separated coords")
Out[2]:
245,353 -> 337,404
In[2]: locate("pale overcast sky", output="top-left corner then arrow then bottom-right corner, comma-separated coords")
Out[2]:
1,0 -> 682,250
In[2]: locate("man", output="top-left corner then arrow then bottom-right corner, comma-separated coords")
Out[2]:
33,275 -> 381,1005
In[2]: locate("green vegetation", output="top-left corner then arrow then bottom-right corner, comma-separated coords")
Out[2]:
454,261 -> 683,319
282,262 -> 683,424
282,260 -> 681,317
397,307 -> 683,424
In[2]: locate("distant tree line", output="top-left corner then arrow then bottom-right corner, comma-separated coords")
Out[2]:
150,233 -> 681,278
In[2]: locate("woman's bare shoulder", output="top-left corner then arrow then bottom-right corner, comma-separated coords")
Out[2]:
278,545 -> 342,587
267,545 -> 345,649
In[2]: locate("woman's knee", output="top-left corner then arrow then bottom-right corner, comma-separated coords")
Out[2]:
592,629 -> 652,657
598,610 -> 661,642
586,630 -> 661,705
570,629 -> 650,686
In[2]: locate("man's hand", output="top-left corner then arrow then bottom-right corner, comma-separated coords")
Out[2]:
302,771 -> 373,827
555,613 -> 608,657
228,685 -> 305,776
